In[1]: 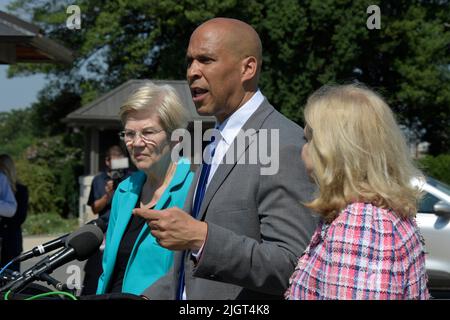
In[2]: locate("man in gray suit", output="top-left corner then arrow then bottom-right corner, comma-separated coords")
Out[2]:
134,17 -> 317,299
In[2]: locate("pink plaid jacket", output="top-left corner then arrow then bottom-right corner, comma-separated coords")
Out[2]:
285,202 -> 429,300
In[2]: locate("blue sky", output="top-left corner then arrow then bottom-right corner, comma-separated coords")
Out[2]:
0,0 -> 48,113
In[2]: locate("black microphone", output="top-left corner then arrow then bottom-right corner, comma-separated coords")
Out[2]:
13,218 -> 107,263
0,224 -> 103,294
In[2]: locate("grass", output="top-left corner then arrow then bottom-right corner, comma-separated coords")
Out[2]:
22,212 -> 80,236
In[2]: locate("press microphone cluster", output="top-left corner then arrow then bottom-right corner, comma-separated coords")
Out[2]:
0,222 -> 104,294
12,218 -> 107,263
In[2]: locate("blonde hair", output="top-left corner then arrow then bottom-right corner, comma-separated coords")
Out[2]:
0,154 -> 17,193
303,84 -> 422,222
120,82 -> 189,134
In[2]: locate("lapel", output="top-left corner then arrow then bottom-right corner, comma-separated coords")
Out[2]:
122,159 -> 192,280
197,99 -> 275,221
129,175 -> 173,255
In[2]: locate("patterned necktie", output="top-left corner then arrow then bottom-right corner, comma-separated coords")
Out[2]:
176,138 -> 216,300
192,140 -> 216,218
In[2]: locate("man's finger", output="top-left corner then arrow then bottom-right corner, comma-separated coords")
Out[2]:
148,220 -> 159,230
133,208 -> 162,220
149,228 -> 161,238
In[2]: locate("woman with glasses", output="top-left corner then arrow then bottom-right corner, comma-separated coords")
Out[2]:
96,82 -> 194,296
285,84 -> 429,300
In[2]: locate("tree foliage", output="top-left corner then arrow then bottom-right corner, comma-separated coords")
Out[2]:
0,133 -> 84,217
1,0 -> 449,220
0,109 -> 35,155
6,0 -> 449,154
418,154 -> 450,185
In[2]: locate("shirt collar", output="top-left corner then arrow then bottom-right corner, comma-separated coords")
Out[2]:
215,90 -> 264,145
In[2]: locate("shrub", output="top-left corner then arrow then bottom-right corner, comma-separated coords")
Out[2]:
15,159 -> 60,215
417,154 -> 450,185
17,135 -> 84,218
22,212 -> 79,236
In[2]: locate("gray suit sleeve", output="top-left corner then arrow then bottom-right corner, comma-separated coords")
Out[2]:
192,144 -> 317,295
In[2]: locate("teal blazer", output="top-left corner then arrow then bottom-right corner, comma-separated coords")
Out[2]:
96,158 -> 194,295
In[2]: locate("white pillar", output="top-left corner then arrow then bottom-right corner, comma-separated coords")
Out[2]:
78,175 -> 95,226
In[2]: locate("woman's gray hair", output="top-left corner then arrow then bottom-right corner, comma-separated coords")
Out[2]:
119,82 -> 189,133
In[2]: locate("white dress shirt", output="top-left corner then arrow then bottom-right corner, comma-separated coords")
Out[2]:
206,89 -> 265,187
184,90 -> 265,299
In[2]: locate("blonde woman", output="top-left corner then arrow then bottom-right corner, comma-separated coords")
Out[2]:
285,84 -> 429,300
0,154 -> 28,272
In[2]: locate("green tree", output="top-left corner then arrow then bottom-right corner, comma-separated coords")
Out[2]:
0,109 -> 36,156
418,154 -> 450,185
15,158 -> 59,215
5,0 -> 450,155
21,135 -> 84,218
0,123 -> 83,218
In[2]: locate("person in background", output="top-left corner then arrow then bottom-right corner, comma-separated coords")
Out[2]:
81,145 -> 130,295
0,172 -> 16,219
0,154 -> 28,272
88,145 -> 129,224
96,82 -> 194,295
285,84 -> 429,300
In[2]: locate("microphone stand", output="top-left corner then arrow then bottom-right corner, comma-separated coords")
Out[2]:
1,270 -> 75,299
38,273 -> 75,294
0,248 -> 66,293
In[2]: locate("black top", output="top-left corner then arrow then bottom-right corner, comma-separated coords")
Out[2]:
107,199 -> 151,293
88,171 -> 133,223
87,172 -> 113,219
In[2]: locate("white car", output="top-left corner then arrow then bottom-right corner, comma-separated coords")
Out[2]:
414,176 -> 450,294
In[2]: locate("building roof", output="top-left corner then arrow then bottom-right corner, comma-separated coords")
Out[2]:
64,79 -> 215,128
0,11 -> 74,64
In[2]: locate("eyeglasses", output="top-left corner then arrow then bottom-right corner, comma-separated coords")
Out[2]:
118,128 -> 165,144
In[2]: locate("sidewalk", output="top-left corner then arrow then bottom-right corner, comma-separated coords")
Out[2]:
23,234 -> 63,251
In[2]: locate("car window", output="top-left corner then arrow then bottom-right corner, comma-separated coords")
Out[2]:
418,192 -> 440,213
427,177 -> 450,194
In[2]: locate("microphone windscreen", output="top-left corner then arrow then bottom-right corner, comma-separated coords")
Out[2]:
65,224 -> 104,260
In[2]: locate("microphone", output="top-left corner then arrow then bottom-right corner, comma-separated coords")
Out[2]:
0,224 -> 103,294
13,218 -> 107,263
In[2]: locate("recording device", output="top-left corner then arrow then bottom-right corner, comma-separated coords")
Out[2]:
110,157 -> 129,189
0,224 -> 103,294
12,218 -> 107,263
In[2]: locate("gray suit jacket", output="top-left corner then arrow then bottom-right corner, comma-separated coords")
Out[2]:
142,99 -> 318,299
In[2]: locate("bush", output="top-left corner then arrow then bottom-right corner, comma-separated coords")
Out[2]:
14,135 -> 84,218
15,159 -> 60,215
417,154 -> 450,185
22,212 -> 79,236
